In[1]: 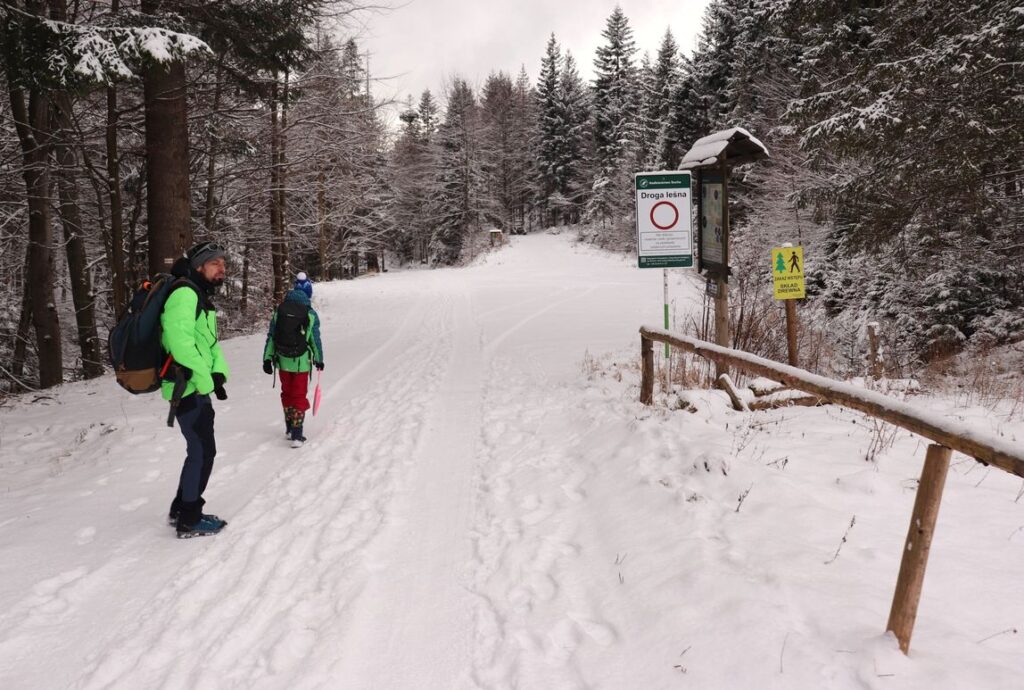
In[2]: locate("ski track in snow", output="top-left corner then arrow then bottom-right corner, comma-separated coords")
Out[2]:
2,232 -> 1024,689
73,287 -> 454,689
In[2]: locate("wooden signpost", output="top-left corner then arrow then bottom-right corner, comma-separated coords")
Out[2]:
771,244 -> 805,367
680,128 -> 769,379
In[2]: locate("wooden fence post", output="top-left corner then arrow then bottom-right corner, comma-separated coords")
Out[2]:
641,336 -> 654,405
886,443 -> 951,654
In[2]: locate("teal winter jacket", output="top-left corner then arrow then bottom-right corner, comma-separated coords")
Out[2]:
263,289 -> 323,373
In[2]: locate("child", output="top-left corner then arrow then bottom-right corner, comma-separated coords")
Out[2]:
262,286 -> 323,447
294,271 -> 313,298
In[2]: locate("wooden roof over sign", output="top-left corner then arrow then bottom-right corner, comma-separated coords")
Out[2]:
679,127 -> 769,169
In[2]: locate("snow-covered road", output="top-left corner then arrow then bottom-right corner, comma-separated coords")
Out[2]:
2,232 -> 1023,689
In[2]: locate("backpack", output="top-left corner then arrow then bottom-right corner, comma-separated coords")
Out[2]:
108,275 -> 200,394
273,300 -> 310,358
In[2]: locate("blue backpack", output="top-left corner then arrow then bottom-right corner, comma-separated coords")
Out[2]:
108,275 -> 199,394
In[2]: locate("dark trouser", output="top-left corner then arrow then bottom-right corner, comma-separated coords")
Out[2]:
170,393 -> 216,526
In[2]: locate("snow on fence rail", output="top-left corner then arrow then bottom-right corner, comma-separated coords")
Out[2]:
639,326 -> 1024,477
639,325 -> 1024,655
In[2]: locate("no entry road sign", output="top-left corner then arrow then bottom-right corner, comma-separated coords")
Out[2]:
635,172 -> 693,269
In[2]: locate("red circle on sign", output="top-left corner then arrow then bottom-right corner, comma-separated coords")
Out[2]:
650,201 -> 679,230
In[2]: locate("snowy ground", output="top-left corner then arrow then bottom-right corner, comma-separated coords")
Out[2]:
1,231 -> 1023,689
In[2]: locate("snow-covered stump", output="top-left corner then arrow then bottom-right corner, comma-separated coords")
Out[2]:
717,373 -> 749,412
887,443 -> 951,655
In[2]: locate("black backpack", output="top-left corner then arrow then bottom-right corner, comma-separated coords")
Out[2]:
273,300 -> 310,358
108,276 -> 199,394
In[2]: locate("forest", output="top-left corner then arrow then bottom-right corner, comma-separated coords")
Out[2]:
1,0 -> 1021,391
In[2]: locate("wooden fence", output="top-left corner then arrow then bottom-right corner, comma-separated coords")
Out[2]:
639,325 -> 1024,654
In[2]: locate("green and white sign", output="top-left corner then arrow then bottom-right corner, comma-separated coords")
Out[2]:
635,172 -> 693,269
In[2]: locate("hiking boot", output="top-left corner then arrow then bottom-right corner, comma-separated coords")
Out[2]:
290,426 -> 306,449
168,510 -> 224,527
176,514 -> 227,539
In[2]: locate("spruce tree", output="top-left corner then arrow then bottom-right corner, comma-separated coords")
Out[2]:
636,52 -> 658,171
588,5 -> 640,237
535,34 -> 562,226
650,29 -> 681,169
430,78 -> 482,264
390,90 -> 439,263
689,0 -> 744,133
509,66 -> 538,233
480,71 -> 518,231
556,52 -> 589,224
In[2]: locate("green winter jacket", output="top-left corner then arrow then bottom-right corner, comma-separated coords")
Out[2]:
262,289 -> 323,373
160,285 -> 229,400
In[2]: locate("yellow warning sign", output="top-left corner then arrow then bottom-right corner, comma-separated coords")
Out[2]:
772,246 -> 805,300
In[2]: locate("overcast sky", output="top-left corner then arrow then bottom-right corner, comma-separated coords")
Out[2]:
356,0 -> 712,116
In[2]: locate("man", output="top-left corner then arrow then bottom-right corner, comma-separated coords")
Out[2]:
262,286 -> 324,448
162,241 -> 230,538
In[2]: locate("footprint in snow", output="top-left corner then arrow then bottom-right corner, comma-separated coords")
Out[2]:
568,613 -> 617,646
507,585 -> 532,613
76,527 -> 97,545
33,566 -> 88,597
526,572 -> 558,602
119,497 -> 148,512
560,475 -> 587,502
520,494 -> 540,510
545,619 -> 581,665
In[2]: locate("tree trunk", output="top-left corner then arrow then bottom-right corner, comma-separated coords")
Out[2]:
101,0 -> 127,316
240,234 -> 251,315
280,69 -> 291,280
317,170 -> 328,279
202,59 -> 224,234
11,243 -> 33,381
52,92 -> 103,379
269,78 -> 285,301
142,10 -> 192,277
105,83 -> 127,314
128,169 -> 144,287
9,83 -> 63,388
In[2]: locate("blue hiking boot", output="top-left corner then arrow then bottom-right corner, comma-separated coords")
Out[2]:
176,514 -> 227,539
168,510 -> 224,527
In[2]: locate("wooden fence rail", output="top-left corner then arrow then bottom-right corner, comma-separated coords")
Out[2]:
639,326 -> 1024,477
639,325 -> 1024,655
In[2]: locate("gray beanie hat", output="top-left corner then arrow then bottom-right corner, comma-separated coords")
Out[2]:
187,241 -> 227,269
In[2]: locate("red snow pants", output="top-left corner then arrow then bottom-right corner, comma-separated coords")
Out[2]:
279,370 -> 310,412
